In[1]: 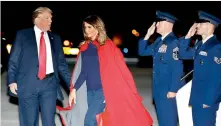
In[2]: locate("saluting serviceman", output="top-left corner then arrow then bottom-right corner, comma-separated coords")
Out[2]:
179,10 -> 221,126
138,10 -> 184,126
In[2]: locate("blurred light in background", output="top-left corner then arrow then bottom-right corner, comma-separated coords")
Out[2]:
135,32 -> 139,37
6,43 -> 78,55
123,48 -> 128,54
112,34 -> 122,46
132,29 -> 139,37
63,40 -> 70,46
69,48 -> 79,55
69,42 -> 73,47
132,29 -> 137,35
6,44 -> 12,54
63,47 -> 79,55
2,37 -> 6,40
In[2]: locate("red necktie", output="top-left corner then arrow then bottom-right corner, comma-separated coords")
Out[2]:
38,32 -> 47,80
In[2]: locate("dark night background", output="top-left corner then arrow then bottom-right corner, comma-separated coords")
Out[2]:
1,1 -> 221,71
2,1 -> 221,52
1,2 -> 221,124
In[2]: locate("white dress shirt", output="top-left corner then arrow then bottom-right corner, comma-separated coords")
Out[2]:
161,32 -> 171,41
34,25 -> 54,74
202,34 -> 214,44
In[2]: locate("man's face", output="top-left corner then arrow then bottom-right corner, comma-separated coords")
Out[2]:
156,21 -> 167,34
196,22 -> 210,35
36,11 -> 52,32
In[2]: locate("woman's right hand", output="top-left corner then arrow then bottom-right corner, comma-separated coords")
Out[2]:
69,88 -> 76,106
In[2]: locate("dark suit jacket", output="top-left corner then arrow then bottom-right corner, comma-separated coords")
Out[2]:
7,28 -> 71,101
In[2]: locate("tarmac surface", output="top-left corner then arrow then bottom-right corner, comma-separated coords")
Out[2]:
1,64 -> 158,126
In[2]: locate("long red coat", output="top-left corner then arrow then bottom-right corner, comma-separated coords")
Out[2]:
56,39 -> 153,126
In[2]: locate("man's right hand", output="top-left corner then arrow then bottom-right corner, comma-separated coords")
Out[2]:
144,22 -> 156,40
9,83 -> 18,95
185,23 -> 198,39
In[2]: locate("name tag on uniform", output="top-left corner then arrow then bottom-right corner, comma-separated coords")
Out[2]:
214,57 -> 221,64
199,51 -> 207,56
158,44 -> 167,53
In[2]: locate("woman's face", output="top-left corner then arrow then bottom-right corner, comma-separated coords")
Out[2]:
84,22 -> 98,40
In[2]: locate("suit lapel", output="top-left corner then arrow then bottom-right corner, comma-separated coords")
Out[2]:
29,28 -> 39,59
201,35 -> 217,51
47,32 -> 55,54
162,32 -> 175,45
155,38 -> 163,52
47,32 -> 57,69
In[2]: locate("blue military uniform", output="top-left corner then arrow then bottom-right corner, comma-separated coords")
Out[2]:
138,11 -> 185,126
179,11 -> 221,126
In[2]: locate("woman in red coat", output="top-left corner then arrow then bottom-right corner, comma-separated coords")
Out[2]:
56,15 -> 153,126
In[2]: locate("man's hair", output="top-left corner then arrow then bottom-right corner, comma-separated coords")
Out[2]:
32,7 -> 52,23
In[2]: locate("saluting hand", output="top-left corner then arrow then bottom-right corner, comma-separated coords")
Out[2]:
185,23 -> 198,39
144,22 -> 156,40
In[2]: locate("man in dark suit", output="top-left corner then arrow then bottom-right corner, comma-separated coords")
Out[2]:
7,7 -> 71,126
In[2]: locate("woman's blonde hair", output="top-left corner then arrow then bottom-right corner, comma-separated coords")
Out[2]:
82,15 -> 109,45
